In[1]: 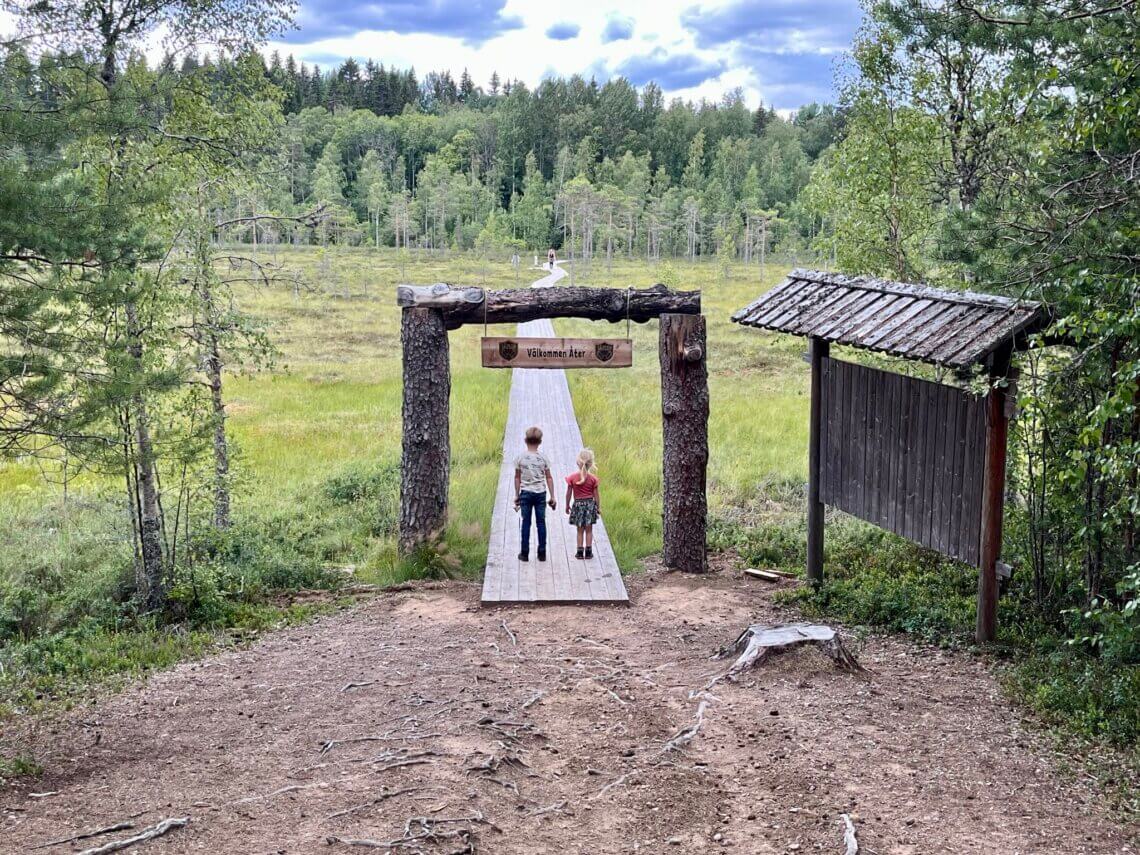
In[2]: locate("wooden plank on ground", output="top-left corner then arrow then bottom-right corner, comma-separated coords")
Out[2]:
481,267 -> 628,606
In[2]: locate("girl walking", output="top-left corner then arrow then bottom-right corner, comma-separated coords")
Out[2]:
564,448 -> 601,559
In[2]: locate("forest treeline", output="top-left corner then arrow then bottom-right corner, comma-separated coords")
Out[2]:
0,0 -> 1136,751
144,50 -> 842,260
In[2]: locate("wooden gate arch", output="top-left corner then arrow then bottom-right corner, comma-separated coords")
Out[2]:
396,283 -> 710,575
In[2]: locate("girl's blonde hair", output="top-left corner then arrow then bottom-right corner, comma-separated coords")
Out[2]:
575,448 -> 597,484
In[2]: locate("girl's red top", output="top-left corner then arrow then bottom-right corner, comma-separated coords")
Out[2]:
566,473 -> 599,500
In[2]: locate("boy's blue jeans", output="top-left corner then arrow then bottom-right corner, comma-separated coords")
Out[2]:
519,490 -> 547,554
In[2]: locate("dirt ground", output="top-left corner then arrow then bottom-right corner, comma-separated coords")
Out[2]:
2,566 -> 1137,854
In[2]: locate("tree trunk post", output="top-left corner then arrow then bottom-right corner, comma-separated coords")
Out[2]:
807,337 -> 829,586
660,313 -> 709,573
399,307 -> 450,554
976,344 -> 1013,643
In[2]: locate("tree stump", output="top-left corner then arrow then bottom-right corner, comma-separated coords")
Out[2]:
399,307 -> 450,554
717,623 -> 863,677
659,313 -> 709,573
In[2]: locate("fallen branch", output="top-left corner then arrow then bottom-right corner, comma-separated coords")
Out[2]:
841,813 -> 859,855
31,822 -> 135,851
76,818 -> 187,855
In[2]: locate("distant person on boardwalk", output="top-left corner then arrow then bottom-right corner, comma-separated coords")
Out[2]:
564,448 -> 601,559
547,248 -> 556,269
514,426 -> 556,562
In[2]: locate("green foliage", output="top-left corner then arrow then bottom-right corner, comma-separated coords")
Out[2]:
794,0 -> 1140,753
1006,651 -> 1140,748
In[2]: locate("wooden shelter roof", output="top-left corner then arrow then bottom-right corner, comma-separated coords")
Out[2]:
732,269 -> 1050,368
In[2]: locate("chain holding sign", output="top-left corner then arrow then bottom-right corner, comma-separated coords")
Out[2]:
481,337 -> 633,369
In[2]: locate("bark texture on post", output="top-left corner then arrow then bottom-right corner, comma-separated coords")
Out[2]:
397,284 -> 700,329
660,313 -> 709,573
976,345 -> 1013,643
399,308 -> 451,554
806,337 -> 829,586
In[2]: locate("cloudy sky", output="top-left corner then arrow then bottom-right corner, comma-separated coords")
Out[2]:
271,0 -> 864,110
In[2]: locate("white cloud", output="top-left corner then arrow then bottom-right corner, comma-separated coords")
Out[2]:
262,0 -> 857,107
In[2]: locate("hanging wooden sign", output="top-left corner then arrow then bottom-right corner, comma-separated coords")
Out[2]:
481,336 -> 633,369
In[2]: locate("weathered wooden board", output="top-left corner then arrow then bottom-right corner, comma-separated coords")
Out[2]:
819,357 -> 987,567
481,336 -> 632,369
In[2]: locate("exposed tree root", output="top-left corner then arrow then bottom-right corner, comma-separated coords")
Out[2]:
326,812 -> 499,851
75,818 -> 187,855
526,801 -> 567,818
325,787 -> 422,820
592,772 -> 634,800
841,813 -> 859,854
663,697 -> 711,752
499,619 -> 517,646
31,821 -> 135,851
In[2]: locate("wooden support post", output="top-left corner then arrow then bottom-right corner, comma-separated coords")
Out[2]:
807,337 -> 829,586
398,307 -> 450,554
660,313 -> 709,573
976,344 -> 1013,643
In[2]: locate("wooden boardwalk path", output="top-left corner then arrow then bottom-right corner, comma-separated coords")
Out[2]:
481,263 -> 629,605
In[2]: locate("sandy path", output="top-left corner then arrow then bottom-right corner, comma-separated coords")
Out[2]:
2,568 -> 1135,854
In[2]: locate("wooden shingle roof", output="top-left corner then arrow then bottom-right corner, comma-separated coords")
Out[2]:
732,269 -> 1051,368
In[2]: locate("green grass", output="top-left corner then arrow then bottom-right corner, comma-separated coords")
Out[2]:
215,248 -> 808,578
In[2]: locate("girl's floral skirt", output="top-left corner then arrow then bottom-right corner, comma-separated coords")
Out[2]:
570,498 -> 598,527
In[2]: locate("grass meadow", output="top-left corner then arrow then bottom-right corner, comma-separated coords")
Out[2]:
0,246 -> 806,582
239,249 -> 809,574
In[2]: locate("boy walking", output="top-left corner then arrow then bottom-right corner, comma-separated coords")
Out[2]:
514,426 -> 556,561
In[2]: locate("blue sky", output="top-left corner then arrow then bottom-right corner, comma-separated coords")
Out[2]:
271,0 -> 864,110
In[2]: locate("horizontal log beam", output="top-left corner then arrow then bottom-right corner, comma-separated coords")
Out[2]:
396,284 -> 700,329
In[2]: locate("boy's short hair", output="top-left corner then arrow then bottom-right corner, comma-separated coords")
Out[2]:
525,426 -> 542,445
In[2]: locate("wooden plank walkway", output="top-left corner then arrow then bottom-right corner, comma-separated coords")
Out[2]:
481,263 -> 629,606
